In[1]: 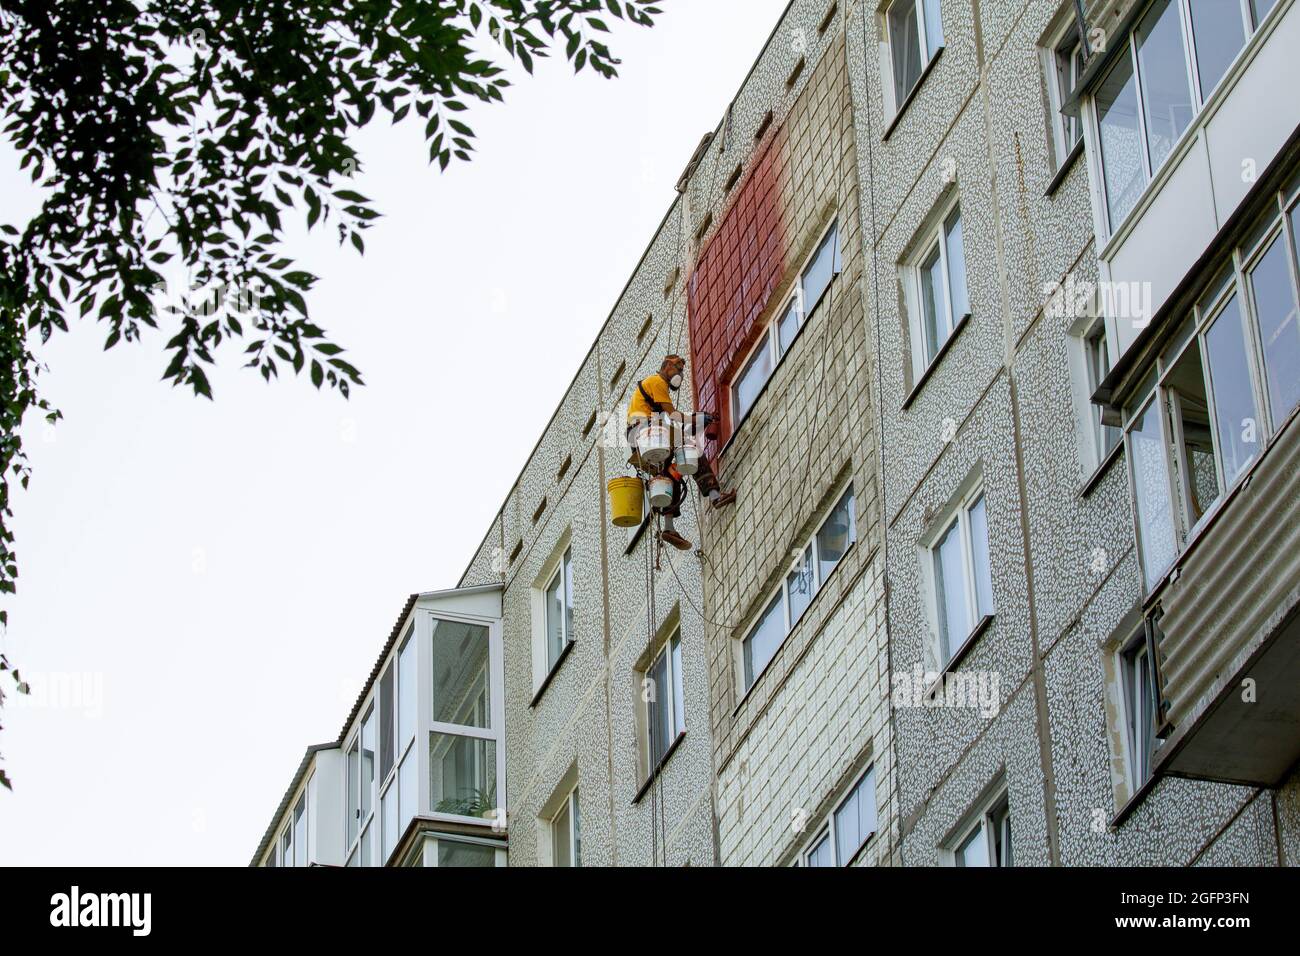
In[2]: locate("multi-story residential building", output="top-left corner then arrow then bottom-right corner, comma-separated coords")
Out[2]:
852,0 -> 1299,867
253,0 -> 1299,867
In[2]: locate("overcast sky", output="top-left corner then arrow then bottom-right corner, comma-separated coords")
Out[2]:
0,1 -> 790,865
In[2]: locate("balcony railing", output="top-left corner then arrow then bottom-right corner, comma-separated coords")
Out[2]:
1150,407 -> 1300,786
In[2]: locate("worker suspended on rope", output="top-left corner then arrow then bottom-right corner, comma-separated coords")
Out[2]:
626,354 -> 736,551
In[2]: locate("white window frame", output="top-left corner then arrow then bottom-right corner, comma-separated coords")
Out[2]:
408,833 -> 508,867
543,549 -> 573,664
531,536 -> 575,692
796,765 -> 878,867
640,628 -> 685,779
739,483 -> 857,692
1118,627 -> 1158,792
275,787 -> 310,868
947,791 -> 1013,867
279,822 -> 292,868
342,599 -> 506,866
1087,0 -> 1270,237
903,200 -> 968,382
921,482 -> 994,671
1084,320 -> 1122,463
549,786 -> 582,868
1044,27 -> 1086,170
344,624 -> 421,867
730,220 -> 841,428
377,629 -> 421,868
1068,307 -> 1124,476
425,609 -> 505,830
1122,187 -> 1299,593
882,0 -> 944,114
344,705 -> 377,867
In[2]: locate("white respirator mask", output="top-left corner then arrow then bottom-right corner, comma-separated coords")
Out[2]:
669,374 -> 683,390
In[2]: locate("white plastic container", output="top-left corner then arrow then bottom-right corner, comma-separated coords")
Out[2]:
636,424 -> 673,468
648,475 -> 675,510
674,437 -> 701,476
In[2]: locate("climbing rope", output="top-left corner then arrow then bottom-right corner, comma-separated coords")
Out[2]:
641,521 -> 661,864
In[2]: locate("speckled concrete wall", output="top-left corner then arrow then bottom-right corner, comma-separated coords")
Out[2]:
846,0 -> 1282,867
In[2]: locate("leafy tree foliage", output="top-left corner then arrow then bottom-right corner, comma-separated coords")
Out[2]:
0,0 -> 658,787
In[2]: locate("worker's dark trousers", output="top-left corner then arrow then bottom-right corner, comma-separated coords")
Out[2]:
665,452 -> 721,518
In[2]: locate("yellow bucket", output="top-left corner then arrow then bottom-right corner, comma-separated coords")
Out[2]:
607,477 -> 644,528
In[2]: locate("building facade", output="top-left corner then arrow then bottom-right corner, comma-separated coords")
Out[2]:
253,0 -> 1300,867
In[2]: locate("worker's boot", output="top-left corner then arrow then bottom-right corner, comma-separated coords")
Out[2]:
711,490 -> 737,509
659,529 -> 693,551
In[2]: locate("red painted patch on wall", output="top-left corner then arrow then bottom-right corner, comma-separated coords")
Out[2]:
687,127 -> 788,458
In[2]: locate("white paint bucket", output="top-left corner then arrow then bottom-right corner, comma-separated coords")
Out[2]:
675,438 -> 701,476
648,475 -> 675,510
637,424 -> 672,468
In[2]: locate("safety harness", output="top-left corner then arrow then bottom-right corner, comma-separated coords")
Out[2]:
638,379 -> 666,415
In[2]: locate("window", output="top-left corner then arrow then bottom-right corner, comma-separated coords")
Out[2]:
437,840 -> 498,867
886,0 -> 943,106
1048,33 -> 1086,167
742,485 -> 856,690
1092,0 -> 1265,233
1121,630 -> 1157,790
731,222 -> 841,425
348,642 -> 417,868
1136,0 -> 1193,174
1084,322 -> 1122,462
1187,0 -> 1246,96
342,604 -> 502,867
799,766 -> 877,867
1248,229 -> 1300,421
379,662 -> 395,782
906,205 -> 969,378
381,775 -> 398,864
1095,46 -> 1144,229
376,625 -> 420,866
398,631 -> 417,748
350,706 -> 377,866
280,793 -> 308,867
926,488 -> 994,668
733,338 -> 774,426
430,618 -> 498,819
403,835 -> 501,867
644,629 -> 685,774
1123,194 -> 1299,592
804,831 -> 834,868
543,547 -> 574,672
951,794 -> 1012,867
1128,396 -> 1179,590
742,592 -> 785,693
346,738 -> 360,849
1251,0 -> 1279,26
551,787 -> 582,867
395,635 -> 419,856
